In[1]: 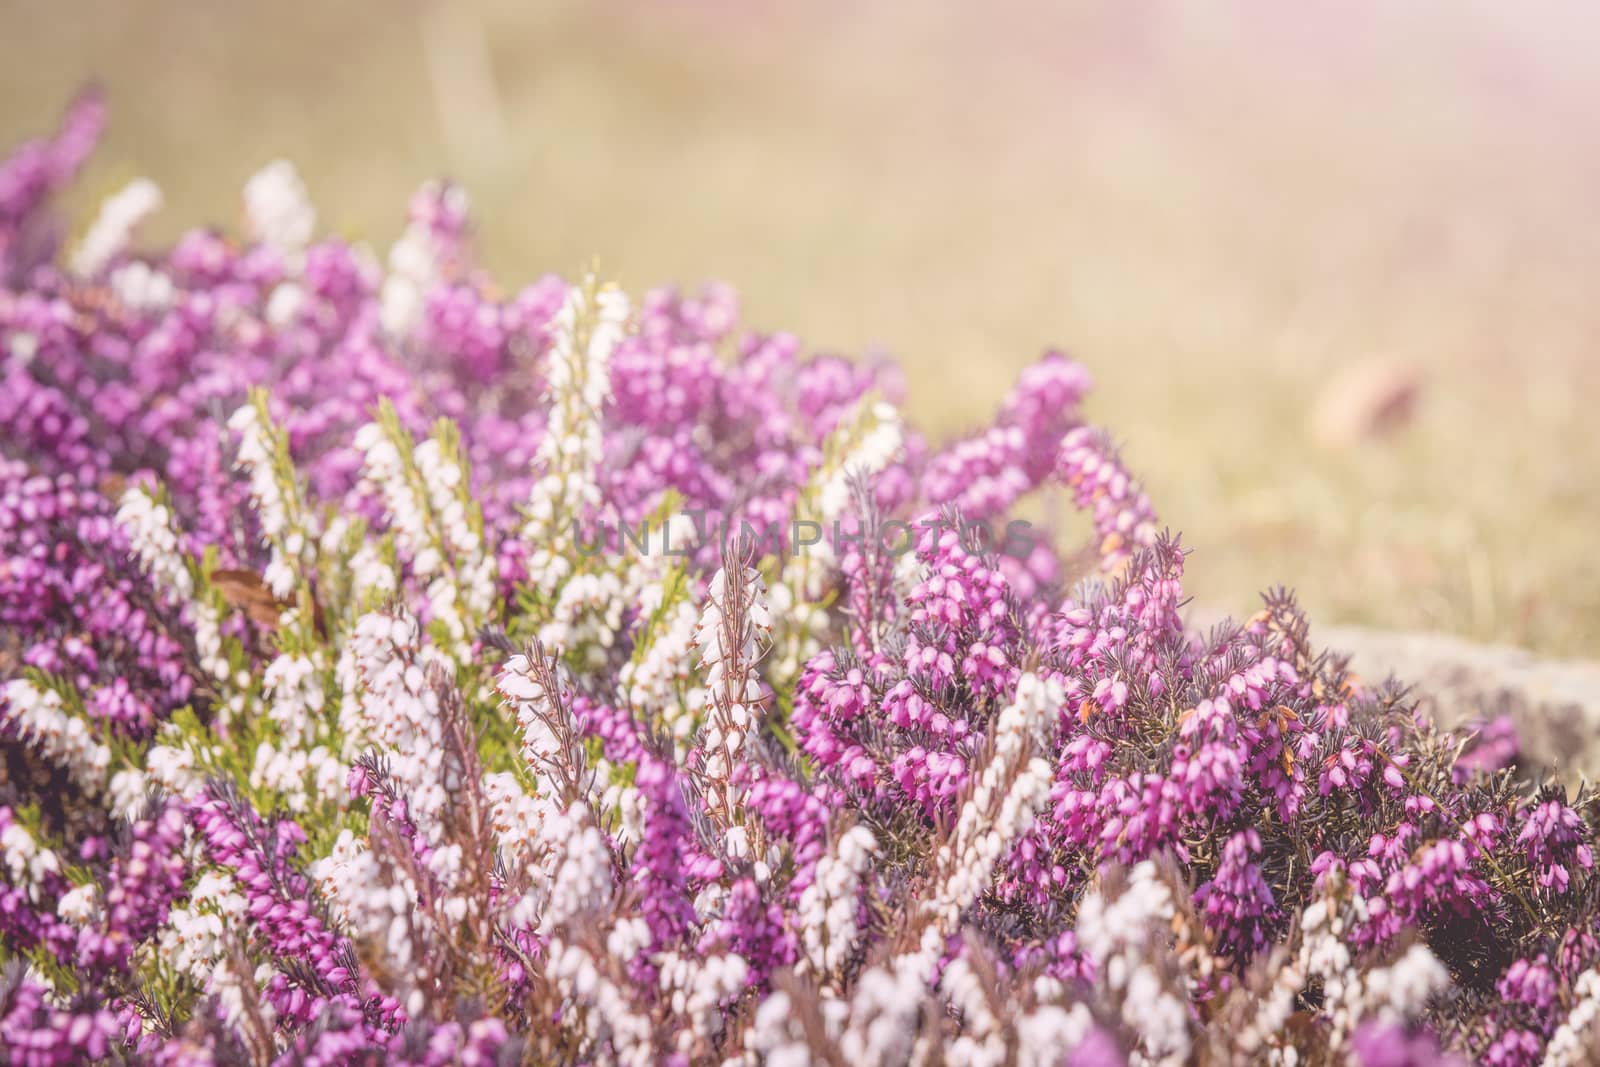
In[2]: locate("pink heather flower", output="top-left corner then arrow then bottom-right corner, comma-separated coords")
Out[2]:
0,977 -> 122,1066
1194,828 -> 1280,960
1351,1023 -> 1468,1067
1517,798 -> 1595,896
1453,713 -> 1519,782
1055,426 -> 1157,571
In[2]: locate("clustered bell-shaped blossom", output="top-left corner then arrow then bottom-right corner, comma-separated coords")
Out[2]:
693,552 -> 773,832
1517,796 -> 1596,896
1,95 -> 1597,1065
1072,862 -> 1194,1063
1544,962 -> 1600,1066
795,824 -> 876,983
1,679 -> 114,798
1055,425 -> 1158,571
1193,827 -> 1279,961
0,975 -> 121,1067
522,277 -> 628,595
0,90 -> 103,276
71,176 -> 162,279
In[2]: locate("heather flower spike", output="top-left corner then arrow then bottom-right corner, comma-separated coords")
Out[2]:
694,541 -> 773,834
1,94 -> 1596,1065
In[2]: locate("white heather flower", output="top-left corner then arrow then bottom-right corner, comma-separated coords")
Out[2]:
619,587 -> 702,749
117,486 -> 230,684
923,674 -> 1062,935
1074,862 -> 1192,1066
107,769 -> 148,821
797,825 -> 877,980
262,652 -> 325,751
482,772 -> 556,927
352,543 -> 397,599
383,234 -> 429,333
522,279 -> 628,594
1544,965 -> 1600,1066
1016,1004 -> 1096,1067
228,399 -> 313,599
600,768 -> 644,847
158,873 -> 243,976
496,651 -> 570,789
816,401 -> 903,522
697,565 -> 774,692
322,515 -> 397,605
744,990 -> 816,1066
1293,874 -> 1445,1050
334,642 -> 364,761
658,952 -> 749,1056
108,259 -> 177,311
379,181 -> 466,337
146,742 -> 205,801
354,418 -> 492,654
157,872 -> 261,1031
244,160 -> 315,266
839,949 -> 932,1065
771,399 -> 903,681
943,955 -> 1004,1067
694,560 -> 772,830
344,609 -> 450,841
1128,965 -> 1190,1064
414,441 -> 464,537
8,330 -> 37,364
310,830 -> 421,987
414,435 -> 495,621
691,885 -> 727,928
1,679 -> 111,795
545,939 -> 653,1067
542,804 -> 613,931
117,488 -> 192,599
482,771 -> 548,861
539,571 -> 626,667
353,422 -> 428,563
1360,942 -> 1449,1025
249,741 -> 312,812
308,745 -> 346,802
379,233 -> 430,336
891,547 -> 927,598
1300,905 -> 1356,1038
57,883 -> 99,927
1232,953 -> 1306,1061
489,680 -> 612,929
1,821 -> 61,903
606,916 -> 651,965
72,177 -> 162,276
265,281 -> 305,327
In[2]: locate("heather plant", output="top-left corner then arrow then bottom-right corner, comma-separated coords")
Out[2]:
2,93 -> 1598,1066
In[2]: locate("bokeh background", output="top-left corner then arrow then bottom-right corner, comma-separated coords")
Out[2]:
4,0 -> 1597,655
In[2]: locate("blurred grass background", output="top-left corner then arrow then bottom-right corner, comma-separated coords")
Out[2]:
3,0 -> 1597,655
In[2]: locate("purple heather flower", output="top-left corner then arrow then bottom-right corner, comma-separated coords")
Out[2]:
0,89 -> 104,280
75,800 -> 187,978
0,976 -> 122,1067
625,756 -> 699,982
1350,1022 -> 1468,1067
3,93 -> 1599,1066
191,783 -> 396,1034
1065,1026 -> 1128,1067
